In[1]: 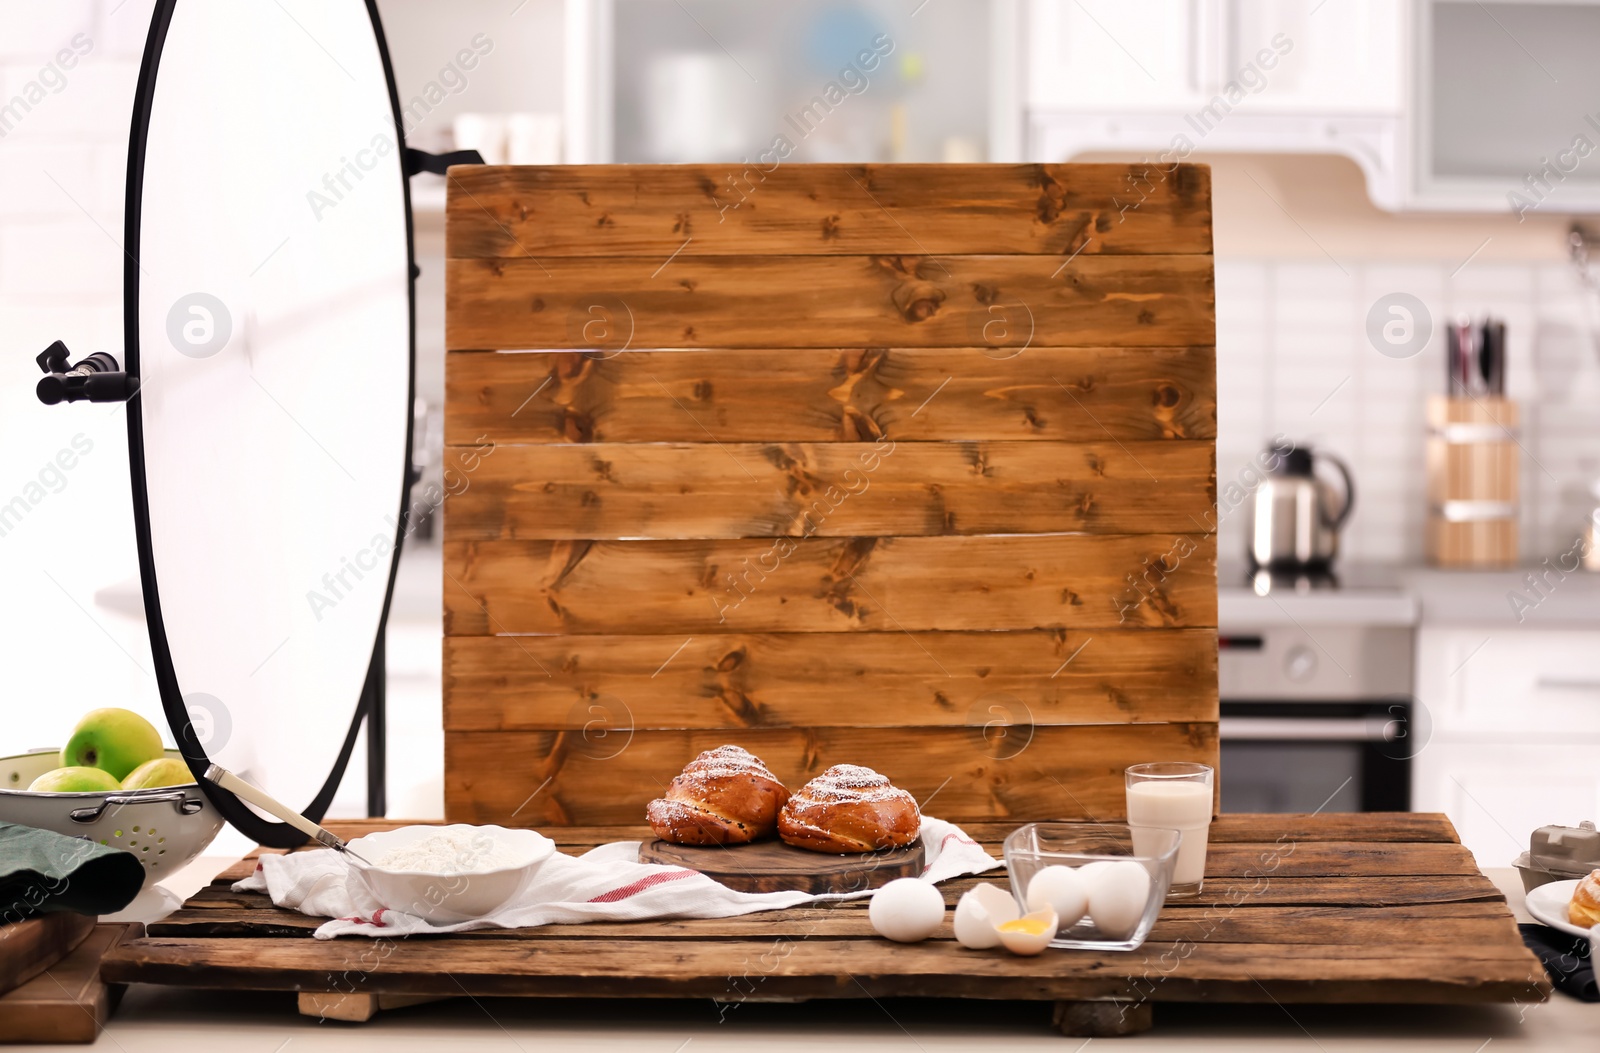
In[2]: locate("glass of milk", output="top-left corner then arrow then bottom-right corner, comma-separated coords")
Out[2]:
1125,762 -> 1214,899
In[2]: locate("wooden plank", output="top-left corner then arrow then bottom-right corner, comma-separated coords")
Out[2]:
1201,841 -> 1481,879
443,629 -> 1217,732
445,164 -> 1213,259
1206,813 -> 1462,845
444,255 -> 1216,351
445,440 -> 1217,540
445,347 -> 1217,445
0,911 -> 94,997
156,871 -> 1514,944
148,899 -> 1522,944
443,534 -> 1217,635
443,724 -> 1219,826
100,935 -> 1541,1004
0,924 -> 126,1044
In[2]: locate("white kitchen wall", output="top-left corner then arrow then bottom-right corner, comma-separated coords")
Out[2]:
1188,152 -> 1600,571
1215,258 -> 1600,568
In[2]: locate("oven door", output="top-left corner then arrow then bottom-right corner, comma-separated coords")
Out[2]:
1220,700 -> 1413,813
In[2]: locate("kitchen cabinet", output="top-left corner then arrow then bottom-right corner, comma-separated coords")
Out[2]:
1409,0 -> 1600,212
1025,0 -> 1400,115
1025,0 -> 1405,206
1412,626 -> 1600,865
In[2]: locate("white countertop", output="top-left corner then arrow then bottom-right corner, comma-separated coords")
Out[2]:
1219,564 -> 1600,629
28,859 -> 1594,1052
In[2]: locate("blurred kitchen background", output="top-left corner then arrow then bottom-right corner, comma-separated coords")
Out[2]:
2,0 -> 1598,864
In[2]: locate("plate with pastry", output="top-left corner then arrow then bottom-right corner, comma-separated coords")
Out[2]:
640,753 -> 925,894
1523,869 -> 1600,939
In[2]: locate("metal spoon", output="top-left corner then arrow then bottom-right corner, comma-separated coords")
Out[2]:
204,763 -> 373,866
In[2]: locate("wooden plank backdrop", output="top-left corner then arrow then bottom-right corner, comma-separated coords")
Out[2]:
444,163 -> 1218,828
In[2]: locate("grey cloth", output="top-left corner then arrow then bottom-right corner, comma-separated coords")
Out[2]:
0,821 -> 144,921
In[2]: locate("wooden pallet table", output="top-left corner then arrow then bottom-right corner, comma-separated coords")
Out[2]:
100,815 -> 1548,1037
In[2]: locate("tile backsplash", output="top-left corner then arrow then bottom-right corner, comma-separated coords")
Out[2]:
1215,258 -> 1600,567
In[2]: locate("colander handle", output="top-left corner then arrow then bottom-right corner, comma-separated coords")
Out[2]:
69,790 -> 204,824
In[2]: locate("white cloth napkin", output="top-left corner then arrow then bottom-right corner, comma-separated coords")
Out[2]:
234,817 -> 1000,939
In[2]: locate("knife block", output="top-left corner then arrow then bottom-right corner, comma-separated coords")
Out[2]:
1426,396 -> 1518,566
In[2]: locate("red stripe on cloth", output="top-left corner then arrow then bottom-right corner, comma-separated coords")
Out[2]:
936,832 -> 979,852
372,908 -> 389,927
586,868 -> 699,903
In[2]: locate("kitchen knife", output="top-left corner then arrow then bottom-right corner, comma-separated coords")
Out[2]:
204,763 -> 373,864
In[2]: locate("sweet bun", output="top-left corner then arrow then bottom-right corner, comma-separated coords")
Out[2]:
778,764 -> 920,854
646,745 -> 790,845
1569,869 -> 1600,929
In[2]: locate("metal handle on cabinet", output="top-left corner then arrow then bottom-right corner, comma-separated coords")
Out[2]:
1535,677 -> 1600,692
1221,717 -> 1392,743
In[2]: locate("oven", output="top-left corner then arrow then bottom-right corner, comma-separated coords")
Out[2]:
1218,624 -> 1417,813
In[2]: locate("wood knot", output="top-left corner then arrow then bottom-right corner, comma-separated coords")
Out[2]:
1154,383 -> 1181,408
821,214 -> 842,240
894,288 -> 945,323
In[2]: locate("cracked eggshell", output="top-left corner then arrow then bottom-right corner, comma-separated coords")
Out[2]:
953,882 -> 1019,949
996,908 -> 1059,956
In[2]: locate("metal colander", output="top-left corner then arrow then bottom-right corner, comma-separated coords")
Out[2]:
0,749 -> 224,876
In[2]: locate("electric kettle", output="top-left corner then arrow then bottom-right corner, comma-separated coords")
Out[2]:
1245,443 -> 1356,571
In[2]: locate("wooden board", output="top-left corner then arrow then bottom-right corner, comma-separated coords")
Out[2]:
443,534 -> 1217,636
0,912 -> 94,998
447,254 -> 1215,352
445,440 -> 1216,539
444,164 -> 1218,829
445,164 -> 1213,258
442,628 -> 1219,731
444,724 -> 1218,828
445,347 -> 1217,445
99,817 -> 1547,1039
0,924 -> 126,1044
637,838 -> 925,894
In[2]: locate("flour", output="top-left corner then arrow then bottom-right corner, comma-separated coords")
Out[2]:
372,828 -> 522,873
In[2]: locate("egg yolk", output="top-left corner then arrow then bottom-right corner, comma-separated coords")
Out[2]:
997,916 -> 1054,936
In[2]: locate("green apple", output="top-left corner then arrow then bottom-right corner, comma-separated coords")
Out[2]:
29,766 -> 121,793
120,757 -> 194,790
60,708 -> 165,781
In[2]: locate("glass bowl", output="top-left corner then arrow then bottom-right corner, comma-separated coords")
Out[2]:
1003,822 -> 1178,951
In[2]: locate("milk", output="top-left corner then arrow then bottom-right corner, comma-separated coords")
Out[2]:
1126,780 -> 1213,887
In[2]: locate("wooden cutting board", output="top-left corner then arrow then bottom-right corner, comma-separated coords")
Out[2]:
0,912 -> 94,997
0,923 -> 127,1043
638,838 -> 924,894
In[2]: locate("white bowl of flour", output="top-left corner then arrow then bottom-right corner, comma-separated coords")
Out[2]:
345,824 -> 556,923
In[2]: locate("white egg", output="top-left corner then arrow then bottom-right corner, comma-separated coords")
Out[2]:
1024,865 -> 1089,927
953,882 -> 1018,949
868,877 -> 945,943
1086,859 -> 1152,940
1076,860 -> 1114,883
996,908 -> 1059,955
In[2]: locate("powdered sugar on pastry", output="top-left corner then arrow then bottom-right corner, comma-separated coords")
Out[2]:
799,764 -> 917,806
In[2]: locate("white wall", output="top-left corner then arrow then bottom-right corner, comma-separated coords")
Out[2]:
0,0 -> 161,756
1198,153 -> 1600,568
